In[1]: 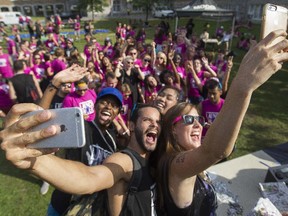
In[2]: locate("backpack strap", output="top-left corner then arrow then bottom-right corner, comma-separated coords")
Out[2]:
121,149 -> 142,194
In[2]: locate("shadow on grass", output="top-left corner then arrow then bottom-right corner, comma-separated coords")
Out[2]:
0,150 -> 40,185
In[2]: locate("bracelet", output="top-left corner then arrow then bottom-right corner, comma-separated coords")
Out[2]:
49,82 -> 59,90
122,129 -> 129,135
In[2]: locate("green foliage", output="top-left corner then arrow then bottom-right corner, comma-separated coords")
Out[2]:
78,0 -> 109,12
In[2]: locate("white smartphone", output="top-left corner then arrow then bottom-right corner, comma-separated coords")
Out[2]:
23,107 -> 86,148
260,3 -> 288,46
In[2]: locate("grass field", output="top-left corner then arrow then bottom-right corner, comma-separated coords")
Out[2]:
0,16 -> 287,215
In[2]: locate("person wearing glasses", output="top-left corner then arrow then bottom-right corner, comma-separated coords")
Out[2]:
62,77 -> 96,122
115,56 -> 145,104
153,30 -> 288,216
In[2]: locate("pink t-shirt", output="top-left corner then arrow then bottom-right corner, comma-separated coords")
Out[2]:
121,96 -> 133,124
187,71 -> 206,98
167,64 -> 186,79
32,64 -> 46,80
0,81 -> 14,112
51,58 -> 67,74
74,22 -> 80,30
201,98 -> 225,137
62,89 -> 97,122
144,86 -> 161,104
0,54 -> 13,78
7,39 -> 16,55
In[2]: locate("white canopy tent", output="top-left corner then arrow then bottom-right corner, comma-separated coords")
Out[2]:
175,0 -> 236,51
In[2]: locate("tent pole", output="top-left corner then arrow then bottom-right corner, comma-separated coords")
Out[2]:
229,14 -> 236,53
175,16 -> 179,33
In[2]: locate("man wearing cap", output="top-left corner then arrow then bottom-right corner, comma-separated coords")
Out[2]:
47,86 -> 125,215
2,102 -> 161,216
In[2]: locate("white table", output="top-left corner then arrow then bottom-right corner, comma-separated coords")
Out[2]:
208,150 -> 280,215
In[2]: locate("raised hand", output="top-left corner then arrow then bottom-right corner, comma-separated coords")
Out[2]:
235,30 -> 288,91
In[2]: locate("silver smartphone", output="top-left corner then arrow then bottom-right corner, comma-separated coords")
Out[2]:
23,107 -> 86,148
260,3 -> 288,46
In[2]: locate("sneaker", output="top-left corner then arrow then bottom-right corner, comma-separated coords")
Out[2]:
40,181 -> 50,195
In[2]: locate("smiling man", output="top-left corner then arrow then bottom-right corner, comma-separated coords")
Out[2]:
1,103 -> 162,216
49,87 -> 124,215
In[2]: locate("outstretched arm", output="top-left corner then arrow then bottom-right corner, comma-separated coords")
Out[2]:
172,30 -> 288,178
0,104 -> 132,195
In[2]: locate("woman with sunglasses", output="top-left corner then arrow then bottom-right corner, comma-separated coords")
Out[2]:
154,30 -> 288,216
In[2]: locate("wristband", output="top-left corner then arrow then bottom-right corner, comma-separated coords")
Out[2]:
49,82 -> 59,90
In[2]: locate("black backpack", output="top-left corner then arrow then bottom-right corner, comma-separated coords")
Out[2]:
63,149 -> 142,216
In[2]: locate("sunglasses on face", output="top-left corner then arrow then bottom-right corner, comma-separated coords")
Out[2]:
62,83 -> 72,88
76,88 -> 88,92
126,61 -> 134,65
144,59 -> 151,63
173,114 -> 205,126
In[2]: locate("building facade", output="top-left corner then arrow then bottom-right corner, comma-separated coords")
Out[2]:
0,0 -> 287,21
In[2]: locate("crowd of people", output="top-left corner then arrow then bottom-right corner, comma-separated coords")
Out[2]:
0,15 -> 287,216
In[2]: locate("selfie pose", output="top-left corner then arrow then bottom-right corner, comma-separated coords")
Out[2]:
0,31 -> 288,215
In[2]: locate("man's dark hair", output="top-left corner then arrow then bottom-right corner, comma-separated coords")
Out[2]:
158,86 -> 182,102
13,60 -> 24,72
130,103 -> 161,124
105,71 -> 117,80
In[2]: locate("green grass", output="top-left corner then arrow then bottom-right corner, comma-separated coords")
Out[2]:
0,16 -> 287,215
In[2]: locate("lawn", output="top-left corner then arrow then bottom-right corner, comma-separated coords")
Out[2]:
0,16 -> 287,215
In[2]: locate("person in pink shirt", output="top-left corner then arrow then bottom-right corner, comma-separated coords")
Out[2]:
102,37 -> 114,59
173,35 -> 187,55
120,83 -> 132,125
0,74 -> 14,114
198,78 -> 225,139
45,33 -> 59,52
74,19 -> 81,41
62,77 -> 97,122
51,48 -> 67,75
144,74 -> 161,104
4,34 -> 17,59
186,56 -> 217,105
167,52 -> 186,80
31,52 -> 46,81
0,46 -> 13,78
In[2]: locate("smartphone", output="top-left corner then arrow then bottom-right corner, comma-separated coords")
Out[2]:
260,3 -> 288,46
23,107 -> 86,149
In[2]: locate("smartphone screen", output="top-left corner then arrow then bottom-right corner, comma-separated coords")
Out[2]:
260,4 -> 288,46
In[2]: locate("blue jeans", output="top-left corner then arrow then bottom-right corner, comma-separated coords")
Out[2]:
46,204 -> 60,216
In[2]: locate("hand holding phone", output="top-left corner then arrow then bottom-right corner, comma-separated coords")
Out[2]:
260,4 -> 288,46
23,107 -> 86,149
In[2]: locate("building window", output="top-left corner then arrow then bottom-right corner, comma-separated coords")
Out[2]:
12,6 -> 21,12
23,6 -> 33,16
45,5 -> 54,16
113,0 -> 121,12
1,7 -> 9,12
34,5 -> 44,17
55,4 -> 64,14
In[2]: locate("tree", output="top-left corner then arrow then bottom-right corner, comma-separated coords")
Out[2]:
78,0 -> 109,20
131,0 -> 160,22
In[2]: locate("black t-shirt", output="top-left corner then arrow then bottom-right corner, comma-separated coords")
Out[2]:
118,68 -> 141,104
51,120 -> 118,214
50,94 -> 65,109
